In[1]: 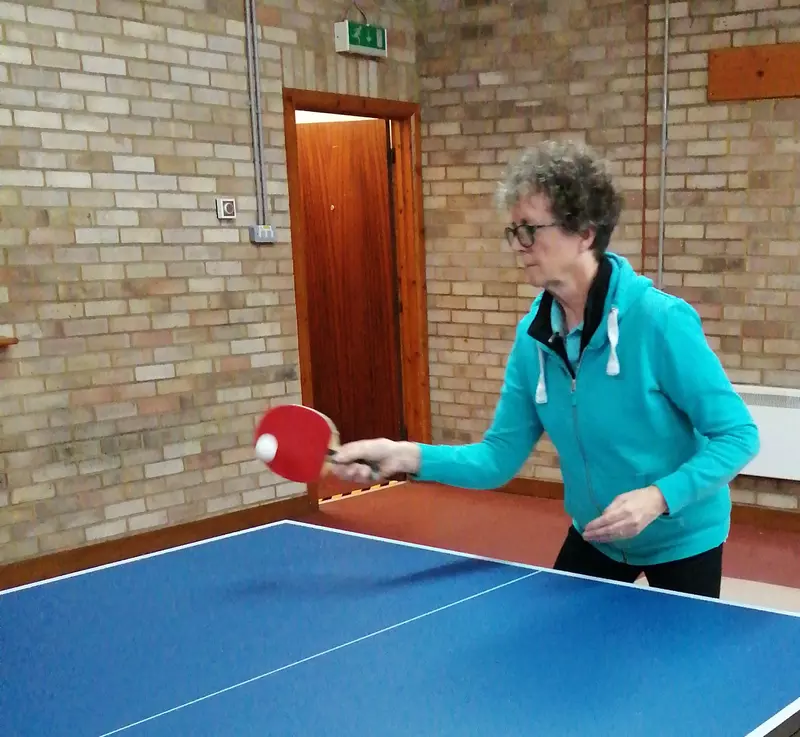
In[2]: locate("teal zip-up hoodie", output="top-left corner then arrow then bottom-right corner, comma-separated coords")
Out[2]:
415,252 -> 760,566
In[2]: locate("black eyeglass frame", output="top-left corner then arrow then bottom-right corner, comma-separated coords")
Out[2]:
504,222 -> 558,248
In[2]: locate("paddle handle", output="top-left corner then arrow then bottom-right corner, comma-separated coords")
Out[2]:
326,449 -> 382,478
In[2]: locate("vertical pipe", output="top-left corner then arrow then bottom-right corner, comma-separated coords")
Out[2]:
656,0 -> 670,289
640,0 -> 650,274
251,0 -> 268,223
245,0 -> 268,225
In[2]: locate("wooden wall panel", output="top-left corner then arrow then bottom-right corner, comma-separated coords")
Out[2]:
708,43 -> 800,102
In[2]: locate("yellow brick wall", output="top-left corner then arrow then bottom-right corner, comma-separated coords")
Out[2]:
417,0 -> 800,511
0,0 -> 415,563
2,0 -> 799,565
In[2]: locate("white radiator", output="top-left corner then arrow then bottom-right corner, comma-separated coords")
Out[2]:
732,384 -> 800,482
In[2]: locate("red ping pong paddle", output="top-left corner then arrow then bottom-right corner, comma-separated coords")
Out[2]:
253,404 -> 379,483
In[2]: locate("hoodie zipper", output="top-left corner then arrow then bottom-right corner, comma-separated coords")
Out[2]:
568,356 -> 601,517
569,354 -> 629,564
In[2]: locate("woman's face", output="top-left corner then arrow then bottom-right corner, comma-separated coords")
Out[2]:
507,193 -> 595,289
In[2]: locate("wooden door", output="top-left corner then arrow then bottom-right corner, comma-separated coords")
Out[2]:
295,117 -> 405,447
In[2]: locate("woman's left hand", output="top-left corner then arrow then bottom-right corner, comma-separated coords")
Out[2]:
582,486 -> 668,544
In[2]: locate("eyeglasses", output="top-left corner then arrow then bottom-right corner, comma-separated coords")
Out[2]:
504,222 -> 557,248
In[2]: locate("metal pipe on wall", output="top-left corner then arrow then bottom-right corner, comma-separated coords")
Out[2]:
245,0 -> 268,226
656,0 -> 671,289
640,1 -> 650,275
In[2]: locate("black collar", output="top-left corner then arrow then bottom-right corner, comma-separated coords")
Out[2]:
526,255 -> 613,375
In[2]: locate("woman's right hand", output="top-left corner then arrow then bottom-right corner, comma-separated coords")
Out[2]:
329,439 -> 421,484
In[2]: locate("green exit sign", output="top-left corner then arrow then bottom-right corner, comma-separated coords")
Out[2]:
334,20 -> 388,59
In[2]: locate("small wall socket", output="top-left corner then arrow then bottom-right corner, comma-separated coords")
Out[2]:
215,198 -> 236,220
249,224 -> 277,245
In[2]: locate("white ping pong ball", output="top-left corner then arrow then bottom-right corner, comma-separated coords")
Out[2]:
255,433 -> 277,462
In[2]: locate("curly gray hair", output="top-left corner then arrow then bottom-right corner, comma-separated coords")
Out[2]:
496,140 -> 624,255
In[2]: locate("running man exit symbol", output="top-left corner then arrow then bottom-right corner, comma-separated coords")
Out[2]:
350,23 -> 384,49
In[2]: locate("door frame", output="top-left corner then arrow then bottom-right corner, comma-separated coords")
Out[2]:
283,88 -> 432,488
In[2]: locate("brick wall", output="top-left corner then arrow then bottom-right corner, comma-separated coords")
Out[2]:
418,0 -> 800,511
0,0 -> 415,563
3,0 -> 799,566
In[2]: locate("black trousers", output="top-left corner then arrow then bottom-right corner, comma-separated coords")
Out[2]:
553,525 -> 724,598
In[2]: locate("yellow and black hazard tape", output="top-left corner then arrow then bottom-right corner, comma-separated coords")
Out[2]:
319,479 -> 406,504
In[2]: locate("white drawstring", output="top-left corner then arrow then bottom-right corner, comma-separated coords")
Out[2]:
606,306 -> 620,376
534,306 -> 620,405
535,346 -> 547,404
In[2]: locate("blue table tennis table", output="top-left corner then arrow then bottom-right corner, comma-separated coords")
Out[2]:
3,519 -> 800,737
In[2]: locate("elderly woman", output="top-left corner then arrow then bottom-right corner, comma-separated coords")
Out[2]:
332,140 -> 760,598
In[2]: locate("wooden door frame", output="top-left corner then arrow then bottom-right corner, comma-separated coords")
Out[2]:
283,88 -> 432,503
